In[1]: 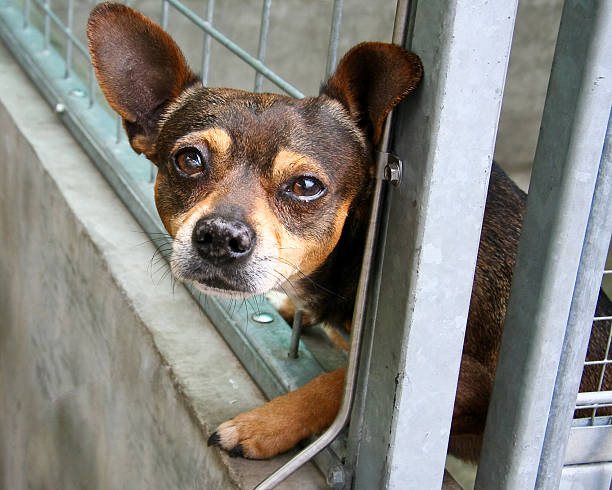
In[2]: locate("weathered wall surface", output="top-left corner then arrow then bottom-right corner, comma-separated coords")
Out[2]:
0,43 -> 324,490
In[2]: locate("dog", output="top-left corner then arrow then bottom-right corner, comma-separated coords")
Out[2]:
87,2 -> 611,465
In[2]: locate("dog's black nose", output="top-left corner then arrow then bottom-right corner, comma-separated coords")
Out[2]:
192,215 -> 255,263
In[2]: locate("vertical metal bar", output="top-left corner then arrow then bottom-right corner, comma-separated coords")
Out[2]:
115,114 -> 122,144
288,310 -> 303,359
88,65 -> 95,108
200,0 -> 214,86
346,0 -> 518,488
475,1 -> 612,489
43,0 -> 50,50
254,0 -> 272,93
536,112 -> 612,489
161,0 -> 168,31
324,0 -> 343,79
64,0 -> 73,78
23,0 -> 30,29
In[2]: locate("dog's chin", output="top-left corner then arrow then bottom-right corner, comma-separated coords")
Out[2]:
173,264 -> 278,299
189,280 -> 257,299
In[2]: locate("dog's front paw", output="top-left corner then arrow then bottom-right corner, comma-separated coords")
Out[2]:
208,409 -> 298,459
208,368 -> 345,459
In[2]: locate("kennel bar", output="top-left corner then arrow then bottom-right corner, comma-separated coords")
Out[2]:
344,0 -> 519,488
475,1 -> 612,488
537,113 -> 612,489
253,0 -> 271,92
200,0 -> 214,86
325,0 -> 343,78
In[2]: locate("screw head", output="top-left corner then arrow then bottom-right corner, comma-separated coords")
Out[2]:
327,466 -> 345,488
55,103 -> 65,114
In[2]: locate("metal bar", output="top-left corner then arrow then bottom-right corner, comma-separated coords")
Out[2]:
585,359 -> 612,366
88,65 -> 95,108
476,1 -> 612,488
341,0 -> 518,487
43,0 -> 49,50
165,0 -> 303,98
161,0 -> 168,30
288,309 -> 303,359
115,113 -> 122,144
200,0 -> 214,85
324,0 -> 343,79
536,110 -> 612,490
577,391 -> 612,407
23,0 -> 29,28
382,2 -> 518,488
254,0 -> 271,92
64,0 -> 73,78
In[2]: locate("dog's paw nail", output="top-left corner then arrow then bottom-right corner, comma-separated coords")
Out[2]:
207,432 -> 220,447
228,444 -> 244,458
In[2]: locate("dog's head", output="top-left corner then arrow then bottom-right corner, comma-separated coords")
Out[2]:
87,2 -> 422,298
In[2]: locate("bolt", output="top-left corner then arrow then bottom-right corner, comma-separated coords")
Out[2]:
327,465 -> 345,488
55,103 -> 65,114
384,160 -> 402,185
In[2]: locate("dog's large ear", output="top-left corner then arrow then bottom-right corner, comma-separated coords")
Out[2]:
322,42 -> 423,146
87,2 -> 198,160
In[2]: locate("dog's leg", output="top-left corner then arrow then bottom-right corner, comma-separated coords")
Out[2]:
448,355 -> 494,463
209,368 -> 344,459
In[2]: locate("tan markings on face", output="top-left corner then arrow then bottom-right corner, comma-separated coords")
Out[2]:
272,150 -> 328,185
248,196 -> 351,280
160,184 -> 223,238
171,127 -> 232,155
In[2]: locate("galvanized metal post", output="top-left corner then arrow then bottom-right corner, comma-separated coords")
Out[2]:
346,1 -> 518,488
475,1 -> 612,489
536,112 -> 612,490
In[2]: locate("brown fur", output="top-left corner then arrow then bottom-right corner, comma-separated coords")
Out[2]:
88,2 -> 610,466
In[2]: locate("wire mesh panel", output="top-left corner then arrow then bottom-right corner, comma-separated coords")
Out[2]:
577,272 -> 612,421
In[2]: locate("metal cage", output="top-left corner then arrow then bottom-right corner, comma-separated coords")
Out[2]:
1,0 -> 611,488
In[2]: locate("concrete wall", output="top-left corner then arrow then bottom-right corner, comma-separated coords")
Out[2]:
0,43 -> 325,489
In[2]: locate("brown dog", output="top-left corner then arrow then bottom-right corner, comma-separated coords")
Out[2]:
87,2 -> 611,464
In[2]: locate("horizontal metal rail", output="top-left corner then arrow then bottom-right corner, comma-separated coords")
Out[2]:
577,391 -> 612,407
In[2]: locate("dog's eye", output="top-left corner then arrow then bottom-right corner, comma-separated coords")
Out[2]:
173,147 -> 205,176
283,176 -> 326,201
